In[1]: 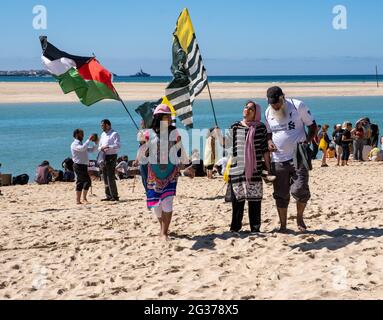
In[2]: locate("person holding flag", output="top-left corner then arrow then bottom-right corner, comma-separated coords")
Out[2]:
136,104 -> 194,241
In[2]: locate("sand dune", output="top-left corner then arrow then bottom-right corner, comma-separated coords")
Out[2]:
0,82 -> 383,104
1,160 -> 383,300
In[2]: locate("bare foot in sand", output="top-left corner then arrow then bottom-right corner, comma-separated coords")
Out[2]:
160,234 -> 170,241
278,227 -> 288,233
77,201 -> 83,205
297,220 -> 307,232
83,199 -> 90,204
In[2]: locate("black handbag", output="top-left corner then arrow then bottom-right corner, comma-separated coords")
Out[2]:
224,183 -> 233,202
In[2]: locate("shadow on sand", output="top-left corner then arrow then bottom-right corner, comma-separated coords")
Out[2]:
290,227 -> 383,252
170,227 -> 383,252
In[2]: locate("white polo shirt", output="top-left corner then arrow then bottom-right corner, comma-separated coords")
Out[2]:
265,99 -> 315,163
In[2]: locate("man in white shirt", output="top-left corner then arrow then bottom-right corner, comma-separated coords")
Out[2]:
71,129 -> 98,204
265,86 -> 317,232
99,119 -> 121,201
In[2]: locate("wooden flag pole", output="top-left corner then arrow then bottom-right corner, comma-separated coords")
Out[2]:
206,80 -> 219,127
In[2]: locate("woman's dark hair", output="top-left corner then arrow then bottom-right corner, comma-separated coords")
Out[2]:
40,160 -> 50,166
151,114 -> 175,134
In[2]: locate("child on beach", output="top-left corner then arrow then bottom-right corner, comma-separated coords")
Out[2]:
138,104 -> 194,241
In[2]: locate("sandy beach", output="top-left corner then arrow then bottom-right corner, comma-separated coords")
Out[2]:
0,82 -> 383,104
1,159 -> 383,300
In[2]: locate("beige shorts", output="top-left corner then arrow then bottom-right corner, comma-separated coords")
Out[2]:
152,196 -> 174,217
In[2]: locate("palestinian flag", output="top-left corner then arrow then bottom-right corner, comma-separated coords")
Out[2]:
165,8 -> 208,129
40,36 -> 119,106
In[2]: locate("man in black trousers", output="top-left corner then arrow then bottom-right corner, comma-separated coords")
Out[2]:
98,119 -> 121,201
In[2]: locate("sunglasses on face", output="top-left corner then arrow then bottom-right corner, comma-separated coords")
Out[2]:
244,106 -> 255,112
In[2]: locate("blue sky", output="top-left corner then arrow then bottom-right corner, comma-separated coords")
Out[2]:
0,0 -> 382,75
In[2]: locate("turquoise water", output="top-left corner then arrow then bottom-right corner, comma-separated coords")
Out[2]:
0,74 -> 380,83
0,97 -> 382,179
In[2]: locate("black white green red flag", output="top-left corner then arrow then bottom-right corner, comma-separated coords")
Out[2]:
39,36 -> 119,106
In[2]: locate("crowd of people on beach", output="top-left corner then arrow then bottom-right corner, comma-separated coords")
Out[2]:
1,86 -> 383,241
312,118 -> 382,167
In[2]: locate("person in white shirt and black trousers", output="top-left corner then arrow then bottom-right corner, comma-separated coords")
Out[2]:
99,119 -> 121,201
71,129 -> 98,205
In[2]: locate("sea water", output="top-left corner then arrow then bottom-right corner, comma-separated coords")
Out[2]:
0,75 -> 380,83
0,96 -> 382,179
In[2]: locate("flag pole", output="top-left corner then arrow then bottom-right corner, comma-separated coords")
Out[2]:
206,80 -> 219,127
115,92 -> 139,130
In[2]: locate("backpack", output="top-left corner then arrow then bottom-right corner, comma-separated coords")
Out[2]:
63,171 -> 75,182
13,174 -> 29,185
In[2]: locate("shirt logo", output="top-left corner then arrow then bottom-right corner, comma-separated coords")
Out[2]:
288,121 -> 296,130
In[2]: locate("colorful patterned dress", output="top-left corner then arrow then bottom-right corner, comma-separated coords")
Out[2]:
146,129 -> 181,209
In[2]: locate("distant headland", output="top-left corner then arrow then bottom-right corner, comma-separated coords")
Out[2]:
0,70 -> 50,77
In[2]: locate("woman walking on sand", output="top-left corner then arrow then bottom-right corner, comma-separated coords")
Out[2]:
138,104 -> 194,241
215,101 -> 272,233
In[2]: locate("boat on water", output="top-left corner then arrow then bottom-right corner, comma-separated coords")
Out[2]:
129,69 -> 151,77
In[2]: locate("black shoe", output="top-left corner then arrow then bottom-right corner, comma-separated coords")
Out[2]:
110,198 -> 120,202
250,225 -> 261,233
101,198 -> 112,201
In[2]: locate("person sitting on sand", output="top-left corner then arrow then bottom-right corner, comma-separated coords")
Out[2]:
368,146 -> 382,161
264,86 -> 317,232
214,100 -> 272,233
214,156 -> 229,176
327,145 -> 336,159
183,149 -> 205,178
35,161 -> 57,184
71,129 -> 98,204
116,155 -> 129,180
137,104 -> 194,241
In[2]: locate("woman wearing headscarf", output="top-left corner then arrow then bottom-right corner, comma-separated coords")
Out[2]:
215,101 -> 272,233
